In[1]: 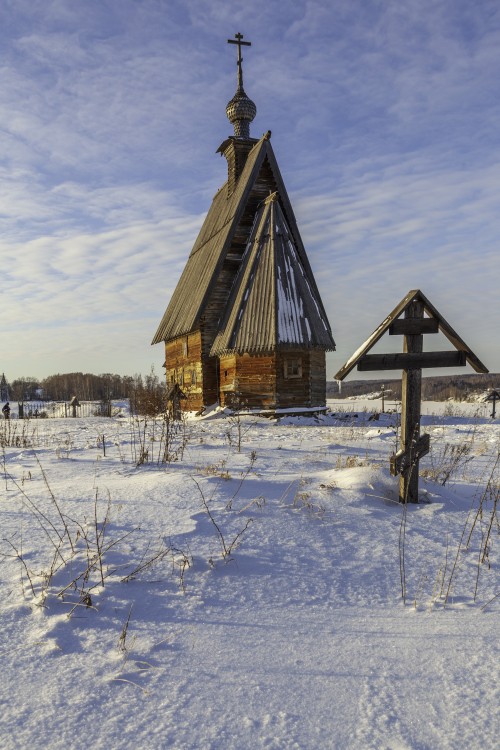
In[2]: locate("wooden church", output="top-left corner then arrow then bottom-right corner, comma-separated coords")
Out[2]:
152,35 -> 335,413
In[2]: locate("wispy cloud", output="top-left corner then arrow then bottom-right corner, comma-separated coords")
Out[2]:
0,0 -> 499,380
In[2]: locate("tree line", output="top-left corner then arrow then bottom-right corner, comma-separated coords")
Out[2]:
7,371 -> 166,415
327,372 -> 500,401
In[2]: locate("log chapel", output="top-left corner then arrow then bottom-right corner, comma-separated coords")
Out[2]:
152,34 -> 335,413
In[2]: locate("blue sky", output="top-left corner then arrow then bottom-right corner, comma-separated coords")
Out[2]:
1,0 -> 499,383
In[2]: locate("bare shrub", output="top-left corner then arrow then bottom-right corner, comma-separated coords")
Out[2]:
129,412 -> 189,466
224,395 -> 256,453
1,460 -> 191,613
198,460 -> 231,480
335,454 -> 368,469
418,451 -> 500,610
0,418 -> 39,449
192,475 -> 255,563
129,370 -> 166,417
422,441 -> 475,486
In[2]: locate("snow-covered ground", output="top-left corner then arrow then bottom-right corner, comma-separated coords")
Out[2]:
1,401 -> 498,749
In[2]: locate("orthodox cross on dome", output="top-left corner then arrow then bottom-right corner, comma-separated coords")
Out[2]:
227,32 -> 251,91
226,32 -> 256,138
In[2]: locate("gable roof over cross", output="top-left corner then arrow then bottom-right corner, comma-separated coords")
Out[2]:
335,289 -> 488,381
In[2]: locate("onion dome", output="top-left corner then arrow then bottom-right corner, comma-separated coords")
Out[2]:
226,87 -> 256,138
226,33 -> 257,138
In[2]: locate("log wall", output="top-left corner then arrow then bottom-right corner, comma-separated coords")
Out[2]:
165,339 -> 327,413
309,350 -> 327,407
276,350 -> 327,409
219,353 -> 278,409
200,321 -> 219,407
165,331 -> 204,411
217,350 -> 326,411
276,351 -> 309,409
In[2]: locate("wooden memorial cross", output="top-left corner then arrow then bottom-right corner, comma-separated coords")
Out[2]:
167,382 -> 186,421
69,396 -> 80,418
335,290 -> 488,504
485,390 -> 500,419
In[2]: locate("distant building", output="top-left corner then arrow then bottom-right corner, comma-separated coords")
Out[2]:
152,35 -> 335,413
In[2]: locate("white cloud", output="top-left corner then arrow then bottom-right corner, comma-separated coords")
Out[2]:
1,0 -> 499,381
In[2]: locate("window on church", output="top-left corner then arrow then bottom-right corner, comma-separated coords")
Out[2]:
191,369 -> 197,386
284,358 -> 302,379
183,338 -> 188,357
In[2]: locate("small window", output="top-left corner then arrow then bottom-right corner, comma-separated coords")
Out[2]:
284,358 -> 302,379
183,338 -> 188,357
191,369 -> 197,386
179,370 -> 184,386
224,370 -> 228,379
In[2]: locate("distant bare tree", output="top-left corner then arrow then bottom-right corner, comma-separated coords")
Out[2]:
129,370 -> 166,416
10,377 -> 41,401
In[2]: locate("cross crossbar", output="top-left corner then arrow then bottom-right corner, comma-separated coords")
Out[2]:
228,33 -> 251,89
357,351 -> 466,371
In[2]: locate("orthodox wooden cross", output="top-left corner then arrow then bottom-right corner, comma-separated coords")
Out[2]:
485,390 -> 500,418
167,382 -> 186,421
380,384 -> 392,413
228,32 -> 251,89
335,290 -> 488,504
69,396 -> 80,418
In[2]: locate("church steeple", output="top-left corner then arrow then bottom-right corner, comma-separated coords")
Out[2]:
218,33 -> 259,196
225,32 -> 257,138
153,35 -> 335,414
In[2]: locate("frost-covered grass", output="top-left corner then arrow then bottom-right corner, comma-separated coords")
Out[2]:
0,402 -> 498,749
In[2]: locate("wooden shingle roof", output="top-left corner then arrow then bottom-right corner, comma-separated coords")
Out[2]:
152,135 -> 267,344
152,134 -> 334,348
211,193 -> 335,355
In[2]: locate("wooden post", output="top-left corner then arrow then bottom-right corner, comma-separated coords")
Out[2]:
485,390 -> 500,418
69,396 -> 80,418
399,301 -> 423,503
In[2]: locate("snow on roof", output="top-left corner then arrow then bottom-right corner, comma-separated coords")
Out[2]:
211,194 -> 335,355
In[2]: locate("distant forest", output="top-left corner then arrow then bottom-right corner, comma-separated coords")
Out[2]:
4,370 -> 500,405
6,372 -> 162,403
327,373 -> 500,402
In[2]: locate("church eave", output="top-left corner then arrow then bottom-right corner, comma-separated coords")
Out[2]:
212,341 -> 334,358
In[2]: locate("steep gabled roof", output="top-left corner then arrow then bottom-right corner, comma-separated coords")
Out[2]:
211,193 -> 335,355
152,134 -> 333,346
152,134 -> 268,344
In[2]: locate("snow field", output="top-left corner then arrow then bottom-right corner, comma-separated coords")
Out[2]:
0,404 -> 498,749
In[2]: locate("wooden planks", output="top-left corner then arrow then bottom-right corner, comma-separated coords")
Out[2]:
389,318 -> 439,335
357,351 -> 466,371
398,300 -> 424,503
